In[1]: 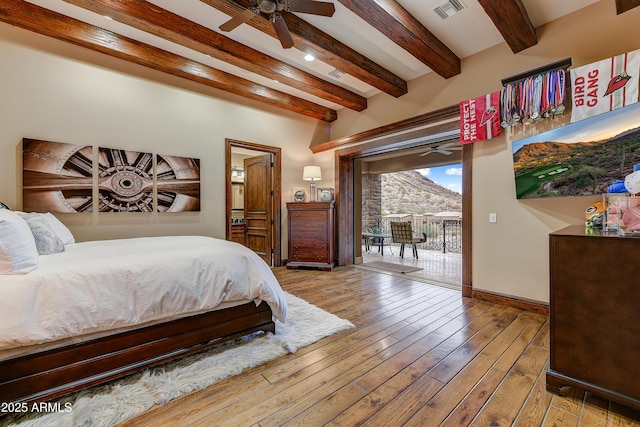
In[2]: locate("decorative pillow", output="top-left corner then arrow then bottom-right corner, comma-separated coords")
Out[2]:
17,213 -> 65,255
0,210 -> 39,274
15,211 -> 75,245
42,213 -> 76,245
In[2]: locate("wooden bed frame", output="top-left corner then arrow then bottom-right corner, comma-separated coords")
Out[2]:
0,301 -> 274,407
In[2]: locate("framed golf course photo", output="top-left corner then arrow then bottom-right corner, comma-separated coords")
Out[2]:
512,102 -> 640,199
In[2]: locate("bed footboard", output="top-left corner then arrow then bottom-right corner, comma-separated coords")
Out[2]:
0,301 -> 274,407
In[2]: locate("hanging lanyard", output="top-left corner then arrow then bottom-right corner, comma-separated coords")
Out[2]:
555,69 -> 566,113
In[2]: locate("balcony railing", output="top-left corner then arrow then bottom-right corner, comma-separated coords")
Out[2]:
371,217 -> 462,254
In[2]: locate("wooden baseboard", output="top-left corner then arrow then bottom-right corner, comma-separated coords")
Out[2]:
461,284 -> 472,298
472,289 -> 549,315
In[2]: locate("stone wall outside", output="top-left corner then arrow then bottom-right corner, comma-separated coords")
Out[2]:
362,173 -> 382,232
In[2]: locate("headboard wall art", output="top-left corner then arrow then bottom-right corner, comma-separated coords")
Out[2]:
512,103 -> 640,199
22,138 -> 200,213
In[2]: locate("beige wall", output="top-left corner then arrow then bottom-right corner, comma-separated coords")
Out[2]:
1,2 -> 638,305
328,1 -> 640,303
0,23 -> 333,256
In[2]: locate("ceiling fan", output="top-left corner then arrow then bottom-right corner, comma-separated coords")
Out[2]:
219,0 -> 335,49
419,142 -> 463,156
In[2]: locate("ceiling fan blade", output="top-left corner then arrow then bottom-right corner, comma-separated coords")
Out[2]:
287,0 -> 335,16
439,150 -> 453,155
437,142 -> 462,150
419,151 -> 434,157
219,8 -> 257,32
271,13 -> 294,48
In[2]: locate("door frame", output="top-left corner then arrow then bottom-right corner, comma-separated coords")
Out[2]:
334,109 -> 473,297
225,139 -> 282,267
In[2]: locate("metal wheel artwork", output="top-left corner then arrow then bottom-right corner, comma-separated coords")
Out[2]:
23,139 -> 201,213
156,154 -> 201,212
22,139 -> 94,213
97,148 -> 154,212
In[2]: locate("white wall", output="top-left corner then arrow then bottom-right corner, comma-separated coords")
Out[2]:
0,23 -> 331,255
327,1 -> 640,304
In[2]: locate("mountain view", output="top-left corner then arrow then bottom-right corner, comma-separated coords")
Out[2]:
381,170 -> 462,215
512,126 -> 640,198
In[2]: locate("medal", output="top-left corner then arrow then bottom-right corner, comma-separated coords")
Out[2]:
500,86 -> 510,127
531,75 -> 542,120
555,69 -> 566,114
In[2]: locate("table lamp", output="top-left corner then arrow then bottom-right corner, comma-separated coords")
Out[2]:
303,166 -> 322,201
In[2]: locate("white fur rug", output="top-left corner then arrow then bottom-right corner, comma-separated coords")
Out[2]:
3,292 -> 354,427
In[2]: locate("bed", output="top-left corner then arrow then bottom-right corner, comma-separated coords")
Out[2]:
0,208 -> 287,408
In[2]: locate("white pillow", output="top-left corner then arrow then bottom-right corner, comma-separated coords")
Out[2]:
0,210 -> 39,274
17,214 -> 65,255
42,213 -> 75,245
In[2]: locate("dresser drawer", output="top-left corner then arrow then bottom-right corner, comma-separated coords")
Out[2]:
286,202 -> 334,271
289,210 -> 328,230
289,228 -> 328,241
290,241 -> 328,254
289,249 -> 329,263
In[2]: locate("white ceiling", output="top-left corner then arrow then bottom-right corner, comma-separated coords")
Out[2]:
25,0 -> 600,111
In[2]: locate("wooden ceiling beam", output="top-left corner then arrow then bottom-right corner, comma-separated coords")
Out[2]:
477,0 -> 537,54
62,0 -> 365,111
615,0 -> 640,14
200,0 -> 408,98
336,0 -> 460,79
311,104 -> 459,153
0,1 -> 337,121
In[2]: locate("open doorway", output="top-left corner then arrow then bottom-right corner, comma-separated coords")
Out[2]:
225,139 -> 282,267
334,107 -> 472,297
359,163 -> 463,288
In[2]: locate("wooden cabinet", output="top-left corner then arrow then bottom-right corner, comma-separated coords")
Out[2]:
287,201 -> 334,271
547,226 -> 640,410
230,223 -> 246,246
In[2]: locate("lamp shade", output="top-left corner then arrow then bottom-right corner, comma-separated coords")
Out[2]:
303,166 -> 322,181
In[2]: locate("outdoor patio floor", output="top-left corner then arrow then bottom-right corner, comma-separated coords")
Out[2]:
360,245 -> 462,288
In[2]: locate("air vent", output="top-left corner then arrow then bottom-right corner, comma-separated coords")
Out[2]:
328,68 -> 345,79
434,0 -> 467,20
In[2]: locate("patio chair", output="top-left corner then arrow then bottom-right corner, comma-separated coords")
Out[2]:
390,221 -> 426,259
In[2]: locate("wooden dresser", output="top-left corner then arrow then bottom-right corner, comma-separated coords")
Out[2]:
287,201 -> 335,271
547,226 -> 640,410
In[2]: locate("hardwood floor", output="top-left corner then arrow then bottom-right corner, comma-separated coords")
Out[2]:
121,267 -> 640,426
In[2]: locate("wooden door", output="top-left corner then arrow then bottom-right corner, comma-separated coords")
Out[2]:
244,154 -> 274,265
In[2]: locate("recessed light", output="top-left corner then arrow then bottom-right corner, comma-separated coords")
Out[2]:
104,15 -> 113,20
304,54 -> 315,62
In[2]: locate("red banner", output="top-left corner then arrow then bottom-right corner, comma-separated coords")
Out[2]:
460,91 -> 501,144
570,49 -> 640,123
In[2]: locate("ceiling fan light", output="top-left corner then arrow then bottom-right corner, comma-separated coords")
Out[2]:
259,0 -> 277,14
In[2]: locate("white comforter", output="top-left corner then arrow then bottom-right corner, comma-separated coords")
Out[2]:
0,236 -> 287,350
